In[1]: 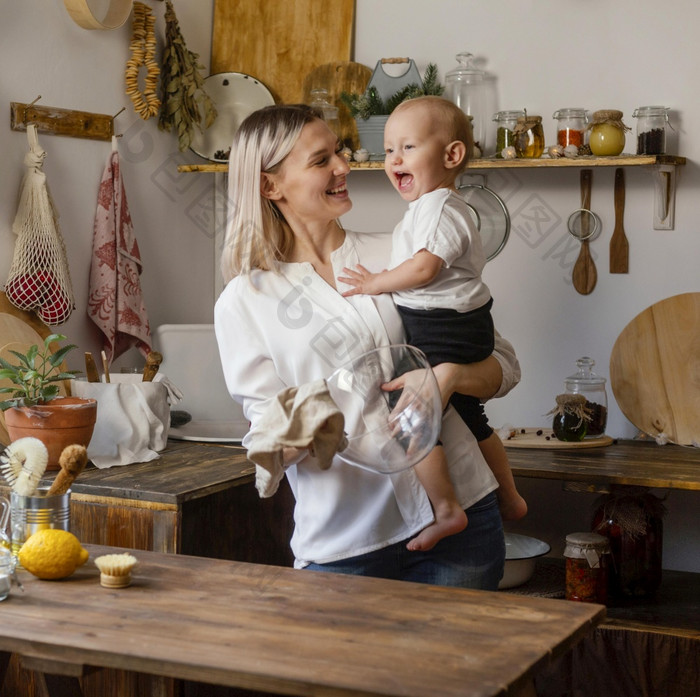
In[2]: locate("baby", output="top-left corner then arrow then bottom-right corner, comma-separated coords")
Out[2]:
339,96 -> 526,551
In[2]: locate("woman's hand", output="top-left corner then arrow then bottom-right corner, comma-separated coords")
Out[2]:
432,357 -> 504,409
337,264 -> 383,297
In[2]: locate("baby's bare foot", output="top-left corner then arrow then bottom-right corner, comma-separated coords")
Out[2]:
407,508 -> 467,552
499,494 -> 528,522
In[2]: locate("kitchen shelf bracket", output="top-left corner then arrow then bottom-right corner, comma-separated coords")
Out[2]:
650,163 -> 677,230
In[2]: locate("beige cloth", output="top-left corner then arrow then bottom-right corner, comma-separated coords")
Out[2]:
246,380 -> 347,498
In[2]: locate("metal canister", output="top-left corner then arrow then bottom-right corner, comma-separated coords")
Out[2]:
564,532 -> 610,604
10,487 -> 71,561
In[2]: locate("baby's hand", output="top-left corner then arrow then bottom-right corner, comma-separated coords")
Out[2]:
338,264 -> 383,296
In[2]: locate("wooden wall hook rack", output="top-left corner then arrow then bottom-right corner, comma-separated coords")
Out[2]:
10,98 -> 115,141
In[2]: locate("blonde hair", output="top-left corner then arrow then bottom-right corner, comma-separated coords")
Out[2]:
221,104 -> 321,283
392,96 -> 474,173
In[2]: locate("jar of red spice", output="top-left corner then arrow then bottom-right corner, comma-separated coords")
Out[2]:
564,532 -> 610,604
552,108 -> 588,149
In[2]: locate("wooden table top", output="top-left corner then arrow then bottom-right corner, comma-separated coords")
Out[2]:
508,439 -> 700,491
1,545 -> 605,697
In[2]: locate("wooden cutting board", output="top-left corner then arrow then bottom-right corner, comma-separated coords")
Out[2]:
302,61 -> 372,150
0,292 -> 56,445
211,0 -> 355,105
610,292 -> 700,445
502,427 -> 613,449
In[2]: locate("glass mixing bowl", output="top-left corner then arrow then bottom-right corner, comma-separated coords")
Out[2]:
326,344 -> 442,474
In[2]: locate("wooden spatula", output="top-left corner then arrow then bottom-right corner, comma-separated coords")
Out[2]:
572,169 -> 597,295
610,168 -> 629,273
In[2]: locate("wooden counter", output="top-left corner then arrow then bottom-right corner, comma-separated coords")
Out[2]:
0,545 -> 605,697
507,438 -> 700,491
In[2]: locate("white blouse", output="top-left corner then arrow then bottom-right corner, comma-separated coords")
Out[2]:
215,229 -> 518,568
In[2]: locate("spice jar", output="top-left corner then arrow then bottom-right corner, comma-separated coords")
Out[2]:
513,114 -> 544,158
592,488 -> 665,598
552,108 -> 588,148
564,532 -> 610,604
493,110 -> 525,158
548,394 -> 590,442
632,106 -> 670,155
587,109 -> 629,156
564,357 -> 607,437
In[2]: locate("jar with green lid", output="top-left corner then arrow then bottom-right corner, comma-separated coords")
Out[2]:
565,356 -> 607,437
564,532 -> 610,604
587,109 -> 630,156
513,114 -> 544,158
552,108 -> 588,148
632,106 -> 670,155
493,110 -> 524,158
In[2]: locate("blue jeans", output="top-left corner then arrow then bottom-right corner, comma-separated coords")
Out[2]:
304,491 -> 505,589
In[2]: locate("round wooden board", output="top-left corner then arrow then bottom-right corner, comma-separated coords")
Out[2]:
610,292 -> 700,446
502,427 -> 613,449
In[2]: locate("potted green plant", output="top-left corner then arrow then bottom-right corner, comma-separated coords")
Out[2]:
341,63 -> 444,159
0,334 -> 96,471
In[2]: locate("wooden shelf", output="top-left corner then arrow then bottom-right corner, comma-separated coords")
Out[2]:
178,154 -> 686,174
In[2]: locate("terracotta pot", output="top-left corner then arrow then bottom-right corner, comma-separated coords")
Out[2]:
4,397 -> 97,471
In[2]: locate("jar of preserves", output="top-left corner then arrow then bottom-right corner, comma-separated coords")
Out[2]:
513,114 -> 544,158
632,106 -> 670,155
552,108 -> 588,148
564,532 -> 610,604
565,357 -> 607,437
493,110 -> 525,158
587,109 -> 629,156
592,488 -> 665,598
549,394 -> 589,441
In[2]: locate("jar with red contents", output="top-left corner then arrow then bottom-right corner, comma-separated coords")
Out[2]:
564,532 -> 610,604
553,108 -> 588,149
592,488 -> 665,598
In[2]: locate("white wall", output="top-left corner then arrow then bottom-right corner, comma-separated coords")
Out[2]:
1,1 -> 697,571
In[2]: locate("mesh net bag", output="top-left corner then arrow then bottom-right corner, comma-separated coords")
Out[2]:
4,125 -> 75,325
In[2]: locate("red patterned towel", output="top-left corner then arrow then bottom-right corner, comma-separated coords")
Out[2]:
87,138 -> 151,362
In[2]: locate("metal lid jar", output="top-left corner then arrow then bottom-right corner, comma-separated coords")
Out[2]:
445,52 -> 487,154
632,106 -> 670,155
513,114 -> 544,159
493,110 -> 525,158
565,356 -> 607,437
552,108 -> 588,149
564,532 -> 610,604
587,109 -> 629,156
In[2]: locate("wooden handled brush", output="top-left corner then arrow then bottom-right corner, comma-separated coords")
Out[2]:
47,445 -> 88,496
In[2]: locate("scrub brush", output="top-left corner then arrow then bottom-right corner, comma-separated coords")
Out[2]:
94,553 -> 138,588
0,437 -> 48,496
47,444 -> 88,496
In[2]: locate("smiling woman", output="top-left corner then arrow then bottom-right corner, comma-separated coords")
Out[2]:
214,103 -> 522,588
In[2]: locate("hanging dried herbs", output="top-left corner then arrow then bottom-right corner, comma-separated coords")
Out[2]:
158,0 -> 217,152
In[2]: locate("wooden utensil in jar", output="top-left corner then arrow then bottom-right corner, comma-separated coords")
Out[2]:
47,444 -> 88,496
610,167 -> 629,273
84,352 -> 100,382
142,351 -> 163,382
571,169 -> 598,295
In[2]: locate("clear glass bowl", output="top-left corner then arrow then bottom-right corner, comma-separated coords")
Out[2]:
326,344 -> 442,474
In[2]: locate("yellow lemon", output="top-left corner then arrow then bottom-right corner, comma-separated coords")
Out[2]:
18,529 -> 89,580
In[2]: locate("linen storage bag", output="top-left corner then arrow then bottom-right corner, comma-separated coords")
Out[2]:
71,374 -> 178,468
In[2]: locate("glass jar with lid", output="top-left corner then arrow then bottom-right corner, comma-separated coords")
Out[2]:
632,106 -> 670,155
552,108 -> 588,148
565,356 -> 608,437
587,109 -> 629,156
309,88 -> 341,139
513,114 -> 544,158
564,532 -> 610,604
493,110 -> 525,157
445,52 -> 487,154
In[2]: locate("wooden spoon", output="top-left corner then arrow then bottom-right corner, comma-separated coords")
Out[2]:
572,169 -> 597,295
610,167 -> 629,273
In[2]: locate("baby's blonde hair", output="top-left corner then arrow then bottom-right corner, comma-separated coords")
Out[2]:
392,96 -> 474,173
